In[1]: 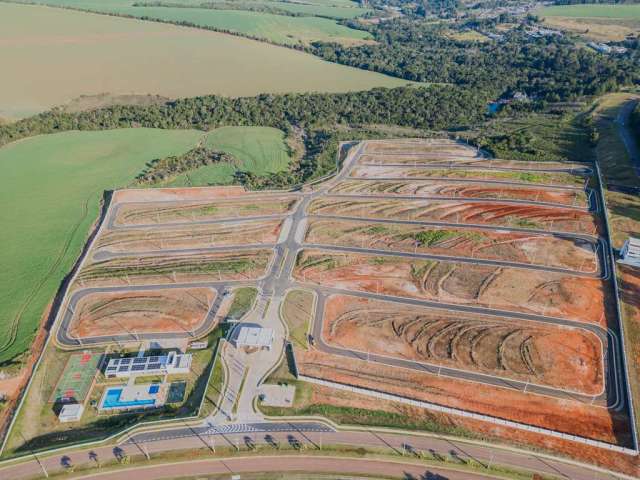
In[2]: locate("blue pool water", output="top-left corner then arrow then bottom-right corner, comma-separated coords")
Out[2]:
149,385 -> 159,394
102,388 -> 156,409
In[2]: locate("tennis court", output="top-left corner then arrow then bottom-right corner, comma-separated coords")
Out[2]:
50,351 -> 102,403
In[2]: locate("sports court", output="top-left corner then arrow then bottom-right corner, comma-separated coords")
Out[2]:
50,350 -> 102,404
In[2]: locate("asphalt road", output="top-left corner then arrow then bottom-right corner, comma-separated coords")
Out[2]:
1,424 -> 631,480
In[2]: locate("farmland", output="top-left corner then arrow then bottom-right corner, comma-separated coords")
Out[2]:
0,128 -> 202,364
537,4 -> 640,41
10,0 -> 373,45
0,3 -> 406,119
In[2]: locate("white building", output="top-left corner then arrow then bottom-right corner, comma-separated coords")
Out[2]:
620,237 -> 640,268
58,404 -> 84,423
235,326 -> 274,350
105,351 -> 192,379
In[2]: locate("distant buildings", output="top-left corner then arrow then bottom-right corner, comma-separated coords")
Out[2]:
588,42 -> 628,55
620,237 -> 640,268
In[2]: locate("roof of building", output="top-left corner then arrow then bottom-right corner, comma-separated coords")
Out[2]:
236,326 -> 274,348
624,237 -> 640,257
59,403 -> 84,418
106,351 -> 191,376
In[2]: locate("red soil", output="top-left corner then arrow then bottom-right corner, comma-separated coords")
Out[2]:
295,249 -> 609,327
322,294 -> 604,395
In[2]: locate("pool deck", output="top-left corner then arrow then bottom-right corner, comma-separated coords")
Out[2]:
99,383 -> 166,412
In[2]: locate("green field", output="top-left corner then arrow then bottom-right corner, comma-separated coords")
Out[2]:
0,3 -> 407,119
12,0 -> 372,44
162,126 -> 293,186
0,128 -> 203,364
538,4 -> 640,19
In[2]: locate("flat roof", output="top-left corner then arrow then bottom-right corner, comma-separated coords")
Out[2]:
236,326 -> 274,348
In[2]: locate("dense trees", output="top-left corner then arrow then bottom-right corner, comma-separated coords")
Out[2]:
311,20 -> 639,101
0,86 -> 485,148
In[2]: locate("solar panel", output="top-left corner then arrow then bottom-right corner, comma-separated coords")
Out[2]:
147,363 -> 161,370
106,367 -> 117,372
121,358 -> 132,364
118,366 -> 130,372
149,356 -> 159,363
133,357 -> 146,364
131,365 -> 146,371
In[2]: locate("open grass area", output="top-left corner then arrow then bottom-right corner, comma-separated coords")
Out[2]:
0,128 -> 203,365
537,4 -> 640,41
226,287 -> 259,321
282,289 -> 314,349
0,3 -> 406,119
11,0 -> 372,45
165,127 -> 293,186
538,4 -> 640,20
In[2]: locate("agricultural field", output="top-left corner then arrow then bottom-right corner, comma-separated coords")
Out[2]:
11,0 -> 373,45
538,4 -> 640,42
0,128 -> 203,364
0,3 -> 406,119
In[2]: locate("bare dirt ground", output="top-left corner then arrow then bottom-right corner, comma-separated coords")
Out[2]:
295,249 -> 609,326
114,196 -> 297,227
95,219 -> 283,254
322,294 -> 603,394
111,186 -> 248,204
330,180 -> 587,207
74,249 -> 272,289
304,219 -> 597,273
307,198 -> 599,235
349,165 -> 585,187
358,154 -> 586,172
297,348 -> 628,444
363,140 -> 478,156
68,287 -> 216,338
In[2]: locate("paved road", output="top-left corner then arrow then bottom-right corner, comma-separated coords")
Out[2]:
2,424 -> 634,480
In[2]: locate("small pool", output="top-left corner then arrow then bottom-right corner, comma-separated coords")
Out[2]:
102,387 -> 156,409
149,385 -> 159,394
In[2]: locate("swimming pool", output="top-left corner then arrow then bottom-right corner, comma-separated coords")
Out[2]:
101,387 -> 156,409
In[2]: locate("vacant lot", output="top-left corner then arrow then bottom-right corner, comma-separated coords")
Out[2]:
308,197 -> 599,235
75,249 -> 271,289
349,165 -> 586,187
304,219 -> 597,273
363,140 -> 478,156
95,219 -> 282,254
0,3 -> 406,119
69,287 -> 216,338
294,249 -> 608,325
323,295 -> 603,394
283,289 -> 314,349
0,128 -> 202,364
330,179 -> 587,207
115,196 -> 297,226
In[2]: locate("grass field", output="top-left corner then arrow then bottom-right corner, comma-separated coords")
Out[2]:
0,3 -> 407,119
537,4 -> 640,41
12,0 -> 372,45
165,127 -> 293,186
539,4 -> 640,19
0,128 -> 203,365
